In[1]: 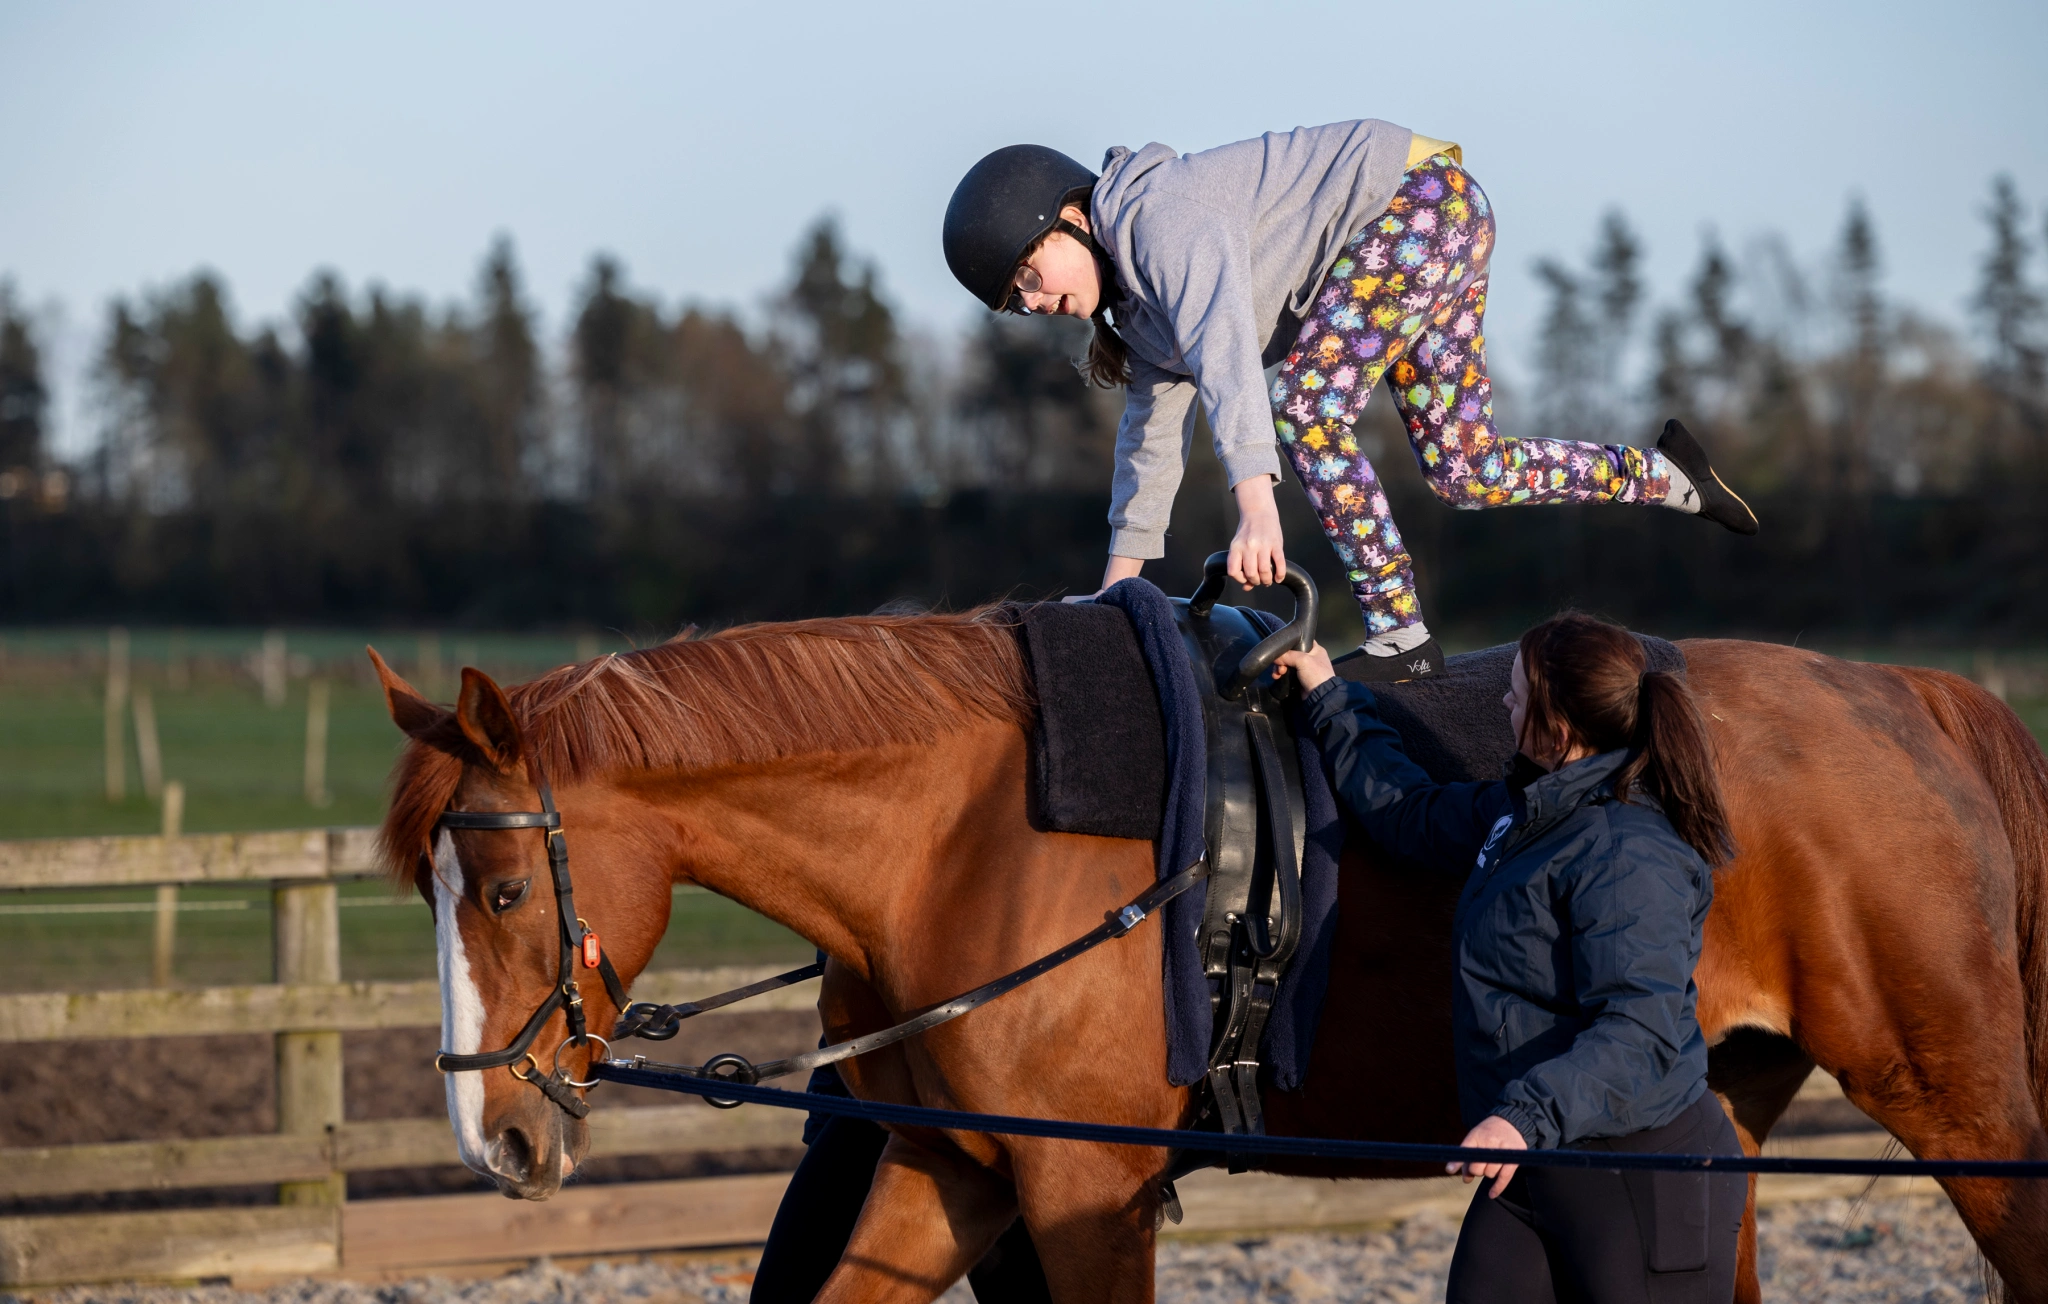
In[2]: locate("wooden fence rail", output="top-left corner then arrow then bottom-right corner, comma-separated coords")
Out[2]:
0,827 -> 381,889
0,824 -> 836,1285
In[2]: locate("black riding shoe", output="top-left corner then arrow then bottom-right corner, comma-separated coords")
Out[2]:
1656,419 -> 1758,535
1333,638 -> 1446,684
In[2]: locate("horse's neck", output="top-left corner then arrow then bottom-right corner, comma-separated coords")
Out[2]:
644,723 -> 1022,973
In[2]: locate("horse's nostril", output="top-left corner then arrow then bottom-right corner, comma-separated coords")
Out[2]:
489,1127 -> 535,1185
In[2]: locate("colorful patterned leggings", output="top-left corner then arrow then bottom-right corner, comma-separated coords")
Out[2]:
1270,156 -> 1675,636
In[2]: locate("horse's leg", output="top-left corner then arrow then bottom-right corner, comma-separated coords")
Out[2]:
1821,1017 -> 2048,1301
1009,1140 -> 1161,1304
1687,644 -> 2048,1299
1706,1030 -> 1819,1304
817,1131 -> 1019,1304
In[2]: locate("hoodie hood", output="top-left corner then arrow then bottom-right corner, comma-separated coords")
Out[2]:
1090,143 -> 1184,369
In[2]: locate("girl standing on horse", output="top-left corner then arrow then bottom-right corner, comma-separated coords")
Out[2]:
944,121 -> 1756,681
1276,612 -> 1745,1302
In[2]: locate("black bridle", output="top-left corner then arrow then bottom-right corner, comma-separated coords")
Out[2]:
432,779 -> 629,1119
431,781 -> 1211,1119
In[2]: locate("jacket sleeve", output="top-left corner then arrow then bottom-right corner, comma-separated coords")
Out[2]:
1125,194 -> 1284,491
1488,827 -> 1707,1149
1302,678 -> 1507,871
1107,357 -> 1200,560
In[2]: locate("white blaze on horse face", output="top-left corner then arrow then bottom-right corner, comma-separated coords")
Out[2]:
434,830 -> 491,1174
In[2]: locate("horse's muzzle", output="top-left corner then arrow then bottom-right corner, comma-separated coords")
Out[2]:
485,1111 -> 587,1199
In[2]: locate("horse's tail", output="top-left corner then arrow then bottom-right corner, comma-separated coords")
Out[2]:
1899,665 -> 2048,1120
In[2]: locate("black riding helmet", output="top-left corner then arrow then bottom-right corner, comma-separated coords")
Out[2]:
943,144 -> 1099,311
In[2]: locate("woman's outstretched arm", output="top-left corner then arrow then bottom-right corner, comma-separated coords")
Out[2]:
1281,644 -> 1507,869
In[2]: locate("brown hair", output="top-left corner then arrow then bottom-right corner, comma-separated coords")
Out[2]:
1517,612 -> 1736,866
1013,187 -> 1131,389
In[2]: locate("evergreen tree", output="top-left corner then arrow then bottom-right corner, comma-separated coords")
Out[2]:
1827,200 -> 1885,495
0,282 -> 47,475
1531,257 -> 1597,442
779,217 -> 909,492
571,255 -> 641,499
472,237 -> 542,500
1972,176 -> 2045,467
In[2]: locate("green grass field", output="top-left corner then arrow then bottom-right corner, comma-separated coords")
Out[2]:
0,627 -> 812,989
3,626 -> 2043,994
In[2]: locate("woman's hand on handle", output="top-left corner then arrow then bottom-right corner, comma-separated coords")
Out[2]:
1447,1115 -> 1528,1199
1273,643 -> 1335,693
1228,476 -> 1285,590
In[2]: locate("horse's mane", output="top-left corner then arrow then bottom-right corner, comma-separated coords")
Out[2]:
381,607 -> 1033,880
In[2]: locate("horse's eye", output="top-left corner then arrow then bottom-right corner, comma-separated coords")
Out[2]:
491,879 -> 529,914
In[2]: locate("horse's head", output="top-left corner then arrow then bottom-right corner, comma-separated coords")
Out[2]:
369,647 -> 673,1200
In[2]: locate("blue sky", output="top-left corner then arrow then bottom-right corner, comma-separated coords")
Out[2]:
3,0 -> 2045,455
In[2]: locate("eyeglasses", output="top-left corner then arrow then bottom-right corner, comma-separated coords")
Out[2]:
1004,264 -> 1045,315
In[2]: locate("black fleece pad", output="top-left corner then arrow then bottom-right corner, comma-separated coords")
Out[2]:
1014,602 -> 1167,841
1373,635 -> 1686,783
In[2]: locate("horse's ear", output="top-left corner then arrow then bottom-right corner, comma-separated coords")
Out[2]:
368,646 -> 445,739
455,667 -> 523,773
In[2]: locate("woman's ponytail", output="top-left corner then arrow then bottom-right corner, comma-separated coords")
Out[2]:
1520,612 -> 1736,867
1630,671 -> 1735,866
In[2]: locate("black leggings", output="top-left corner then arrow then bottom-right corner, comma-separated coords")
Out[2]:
1447,1094 -> 1746,1304
751,1115 -> 1052,1303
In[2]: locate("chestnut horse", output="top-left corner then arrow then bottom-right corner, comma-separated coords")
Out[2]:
372,611 -> 2048,1303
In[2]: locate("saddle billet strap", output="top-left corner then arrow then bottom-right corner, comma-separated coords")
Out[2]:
614,961 -> 827,1042
639,860 -> 1210,1089
1201,703 -> 1307,1145
1215,710 -> 1305,1145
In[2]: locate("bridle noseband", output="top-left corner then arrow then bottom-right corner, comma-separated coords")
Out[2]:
432,779 -> 627,1118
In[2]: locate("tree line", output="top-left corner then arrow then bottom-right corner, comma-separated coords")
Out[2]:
1,178 -> 2044,638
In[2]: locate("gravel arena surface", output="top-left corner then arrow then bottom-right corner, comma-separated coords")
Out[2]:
3,1194 -> 1988,1304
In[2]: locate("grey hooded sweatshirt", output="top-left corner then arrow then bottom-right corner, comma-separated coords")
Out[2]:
1091,119 -> 1414,559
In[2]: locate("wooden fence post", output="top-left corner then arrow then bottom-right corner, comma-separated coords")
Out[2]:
133,687 -> 164,801
260,630 -> 288,708
274,878 -> 345,1207
152,783 -> 185,989
104,627 -> 129,802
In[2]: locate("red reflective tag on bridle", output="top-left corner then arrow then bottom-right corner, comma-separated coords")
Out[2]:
582,932 -> 602,968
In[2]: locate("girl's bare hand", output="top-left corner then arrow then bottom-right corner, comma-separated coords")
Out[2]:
1228,477 -> 1285,590
1273,643 -> 1335,692
1447,1115 -> 1529,1199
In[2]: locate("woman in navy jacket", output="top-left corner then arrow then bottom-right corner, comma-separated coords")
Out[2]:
1277,612 -> 1744,1304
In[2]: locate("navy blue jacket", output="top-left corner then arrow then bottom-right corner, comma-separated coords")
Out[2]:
1303,678 -> 1713,1149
